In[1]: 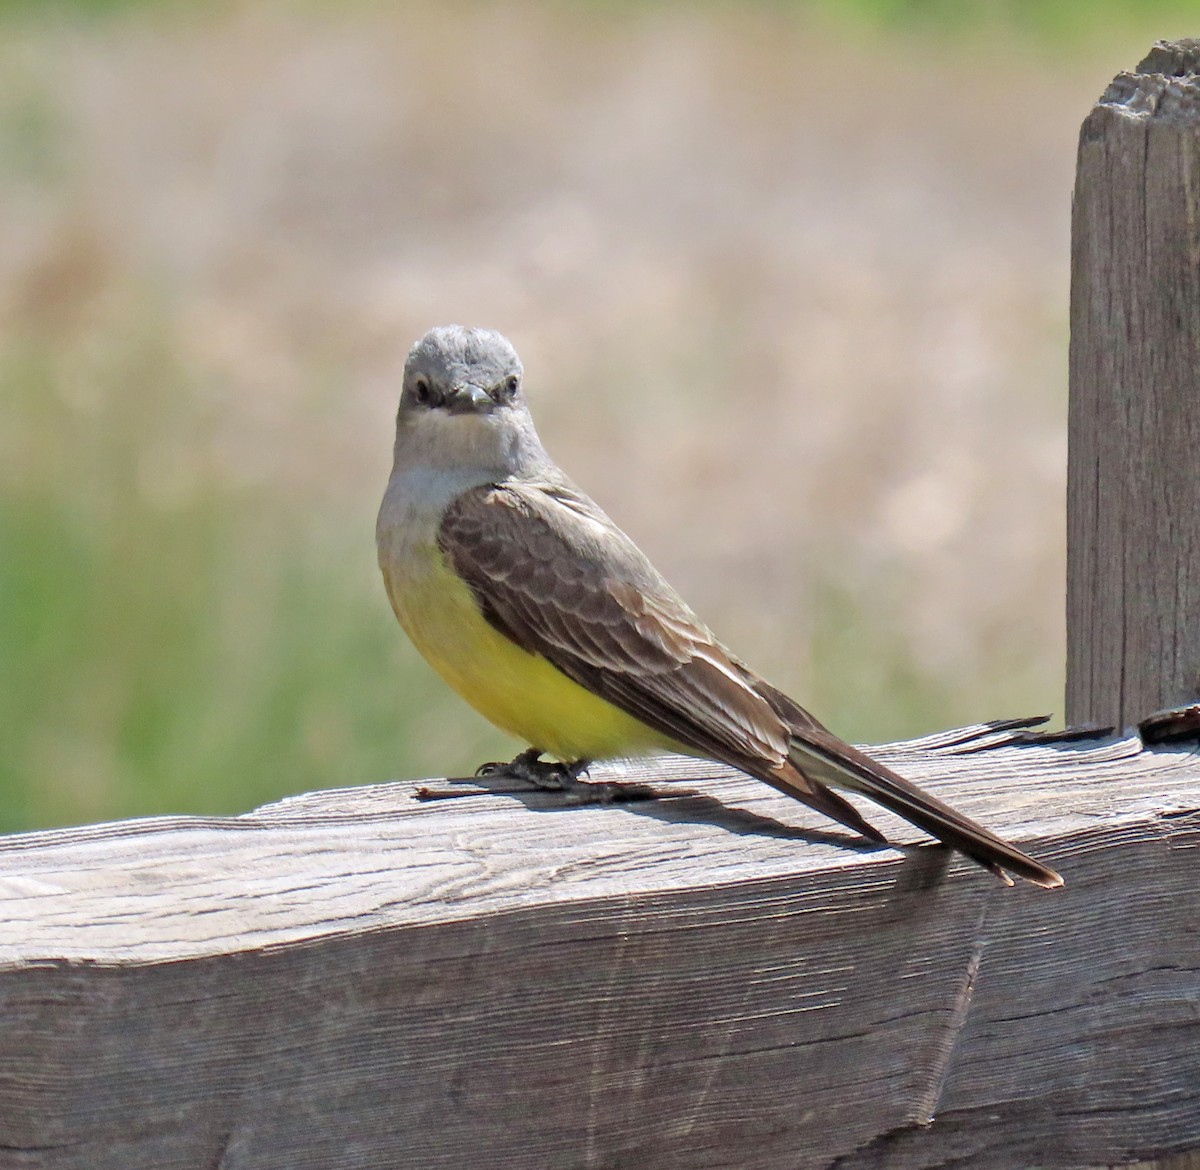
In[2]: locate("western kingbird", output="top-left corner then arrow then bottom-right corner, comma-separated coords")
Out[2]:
377,325 -> 1062,888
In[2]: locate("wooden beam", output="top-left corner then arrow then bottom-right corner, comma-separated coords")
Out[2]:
1067,40 -> 1200,729
2,722 -> 1198,1168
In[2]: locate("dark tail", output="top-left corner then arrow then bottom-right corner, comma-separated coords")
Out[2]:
782,728 -> 1063,889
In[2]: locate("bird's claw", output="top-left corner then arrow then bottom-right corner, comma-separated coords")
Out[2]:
465,751 -> 662,805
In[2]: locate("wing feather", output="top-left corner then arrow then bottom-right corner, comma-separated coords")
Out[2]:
438,480 -> 790,766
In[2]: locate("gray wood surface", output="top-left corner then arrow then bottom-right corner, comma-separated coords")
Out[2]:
1118,1159 -> 1200,1170
1067,40 -> 1200,729
2,721 -> 1199,1169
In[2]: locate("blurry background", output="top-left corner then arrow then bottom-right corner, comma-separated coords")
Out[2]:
0,0 -> 1191,831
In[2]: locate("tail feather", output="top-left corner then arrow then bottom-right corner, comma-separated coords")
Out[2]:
785,729 -> 1063,889
760,767 -> 887,844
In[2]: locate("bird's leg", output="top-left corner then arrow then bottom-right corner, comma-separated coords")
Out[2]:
418,749 -> 661,804
474,747 -> 559,784
473,749 -> 659,804
476,749 -> 589,789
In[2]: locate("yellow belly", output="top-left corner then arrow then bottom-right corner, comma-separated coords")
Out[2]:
383,549 -> 673,761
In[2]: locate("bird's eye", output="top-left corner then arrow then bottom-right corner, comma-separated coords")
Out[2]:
413,377 -> 431,406
504,375 -> 519,398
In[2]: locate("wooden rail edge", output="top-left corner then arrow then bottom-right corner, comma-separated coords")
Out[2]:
1,719 -> 1198,1169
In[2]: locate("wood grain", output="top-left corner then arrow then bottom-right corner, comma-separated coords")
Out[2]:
1,721 -> 1198,1169
1067,39 -> 1200,729
1117,1159 -> 1200,1170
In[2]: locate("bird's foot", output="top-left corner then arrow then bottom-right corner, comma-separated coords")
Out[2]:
475,747 -> 587,789
470,749 -> 659,805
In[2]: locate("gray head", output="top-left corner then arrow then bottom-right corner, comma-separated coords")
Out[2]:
402,325 -> 523,416
391,325 -> 548,478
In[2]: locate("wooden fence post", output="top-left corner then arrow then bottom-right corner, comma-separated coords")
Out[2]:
1067,40 -> 1200,729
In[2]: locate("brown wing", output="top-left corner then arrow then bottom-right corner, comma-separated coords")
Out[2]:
438,479 -> 794,769
438,478 -> 1063,888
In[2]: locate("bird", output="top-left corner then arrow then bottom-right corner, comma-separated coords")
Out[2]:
376,325 -> 1063,889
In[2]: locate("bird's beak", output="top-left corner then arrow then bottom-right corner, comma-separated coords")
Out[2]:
446,383 -> 494,415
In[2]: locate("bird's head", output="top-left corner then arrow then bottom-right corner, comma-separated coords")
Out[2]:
392,325 -> 545,478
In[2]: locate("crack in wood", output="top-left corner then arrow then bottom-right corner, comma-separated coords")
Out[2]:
921,906 -> 988,1125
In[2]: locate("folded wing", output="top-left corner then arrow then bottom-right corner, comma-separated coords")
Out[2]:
438,477 -> 1062,888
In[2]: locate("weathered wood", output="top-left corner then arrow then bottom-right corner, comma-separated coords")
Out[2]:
1067,40 -> 1200,729
1117,1158 -> 1200,1170
1,722 -> 1198,1169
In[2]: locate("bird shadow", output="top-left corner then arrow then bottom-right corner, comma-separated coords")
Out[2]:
415,772 -> 884,854
616,790 -> 884,852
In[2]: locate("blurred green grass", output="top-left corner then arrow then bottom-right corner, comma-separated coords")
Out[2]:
0,306 -> 510,831
0,0 -> 1198,41
0,0 -> 1195,39
816,0 -> 1200,44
